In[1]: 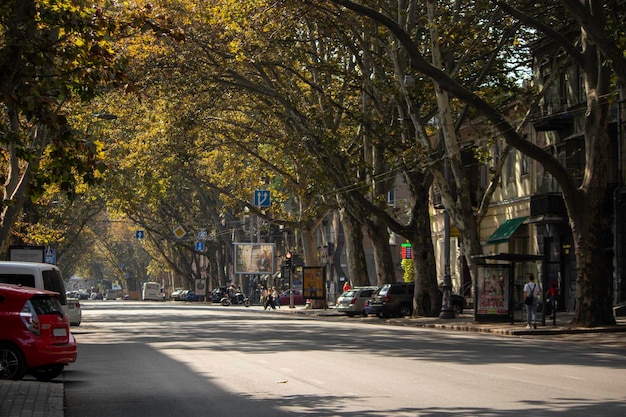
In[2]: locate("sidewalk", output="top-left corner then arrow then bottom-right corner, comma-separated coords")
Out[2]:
282,305 -> 626,336
0,378 -> 63,417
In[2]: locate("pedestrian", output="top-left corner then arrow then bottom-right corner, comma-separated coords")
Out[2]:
261,287 -> 268,309
264,291 -> 276,310
342,281 -> 351,292
272,286 -> 280,309
523,273 -> 540,329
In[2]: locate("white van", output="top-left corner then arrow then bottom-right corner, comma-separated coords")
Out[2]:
0,261 -> 68,312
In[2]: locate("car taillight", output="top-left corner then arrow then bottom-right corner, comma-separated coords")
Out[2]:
20,300 -> 41,336
350,298 -> 357,304
383,295 -> 391,302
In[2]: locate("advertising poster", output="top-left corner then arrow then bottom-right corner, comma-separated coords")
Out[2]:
476,265 -> 509,315
302,267 -> 325,300
234,243 -> 275,274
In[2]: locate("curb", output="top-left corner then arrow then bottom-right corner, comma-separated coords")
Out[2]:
283,306 -> 626,337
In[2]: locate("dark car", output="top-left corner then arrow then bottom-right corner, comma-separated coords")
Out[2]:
369,283 -> 415,317
369,282 -> 466,317
210,287 -> 228,303
0,284 -> 77,381
447,293 -> 466,315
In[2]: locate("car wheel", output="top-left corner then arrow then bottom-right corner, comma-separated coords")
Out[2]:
398,304 -> 412,317
0,343 -> 27,380
244,299 -> 251,307
453,303 -> 463,315
31,364 -> 65,381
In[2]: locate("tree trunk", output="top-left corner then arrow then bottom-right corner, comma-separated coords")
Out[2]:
331,211 -> 347,283
566,13 -> 616,327
365,216 -> 396,285
404,171 -> 440,316
339,204 -> 369,286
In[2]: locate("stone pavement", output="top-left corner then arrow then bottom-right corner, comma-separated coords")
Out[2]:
2,306 -> 623,417
0,378 -> 63,417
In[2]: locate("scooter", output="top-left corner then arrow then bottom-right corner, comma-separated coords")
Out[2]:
220,292 -> 251,307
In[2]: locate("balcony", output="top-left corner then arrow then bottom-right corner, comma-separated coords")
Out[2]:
531,102 -> 574,131
530,193 -> 568,222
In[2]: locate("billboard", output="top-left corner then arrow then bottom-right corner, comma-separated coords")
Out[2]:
476,264 -> 510,315
234,243 -> 275,274
302,266 -> 325,300
9,246 -> 45,263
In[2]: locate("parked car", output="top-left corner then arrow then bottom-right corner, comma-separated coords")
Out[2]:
368,282 -> 466,318
0,261 -> 68,314
183,291 -> 199,302
66,297 -> 82,326
369,283 -> 415,317
170,288 -> 185,301
278,289 -> 306,306
210,287 -> 227,303
0,284 -> 77,381
363,287 -> 381,316
335,286 -> 379,317
447,293 -> 466,315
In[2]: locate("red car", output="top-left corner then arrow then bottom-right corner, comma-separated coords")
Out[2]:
0,284 -> 77,381
278,289 -> 307,306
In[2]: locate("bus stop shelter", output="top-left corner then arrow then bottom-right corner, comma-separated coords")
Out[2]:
473,253 -> 544,324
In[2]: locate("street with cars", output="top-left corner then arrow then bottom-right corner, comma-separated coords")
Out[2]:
57,300 -> 626,417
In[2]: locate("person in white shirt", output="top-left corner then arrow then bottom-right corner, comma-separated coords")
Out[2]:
523,274 -> 540,329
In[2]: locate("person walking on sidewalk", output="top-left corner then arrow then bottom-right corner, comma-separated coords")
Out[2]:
271,286 -> 280,309
523,274 -> 540,329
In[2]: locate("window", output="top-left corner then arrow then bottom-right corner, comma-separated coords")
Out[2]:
42,270 -> 67,305
0,274 -> 36,287
387,188 -> 396,207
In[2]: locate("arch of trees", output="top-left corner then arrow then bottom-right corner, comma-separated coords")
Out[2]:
2,0 -> 624,326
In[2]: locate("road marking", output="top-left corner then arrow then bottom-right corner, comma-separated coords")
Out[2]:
563,375 -> 585,380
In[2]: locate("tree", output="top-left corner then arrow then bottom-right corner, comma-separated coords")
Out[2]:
0,0 -> 129,255
326,0 -> 624,326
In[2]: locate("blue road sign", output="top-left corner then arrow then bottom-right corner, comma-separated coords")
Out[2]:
254,190 -> 271,207
135,230 -> 145,239
195,241 -> 205,251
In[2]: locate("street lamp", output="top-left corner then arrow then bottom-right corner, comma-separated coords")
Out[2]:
439,155 -> 455,319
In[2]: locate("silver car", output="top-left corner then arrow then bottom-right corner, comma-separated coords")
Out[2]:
335,286 -> 379,317
66,297 -> 82,326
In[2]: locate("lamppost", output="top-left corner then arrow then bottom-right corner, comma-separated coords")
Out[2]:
439,157 -> 455,319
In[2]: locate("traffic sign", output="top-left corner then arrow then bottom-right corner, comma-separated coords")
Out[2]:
135,230 -> 145,239
173,225 -> 186,239
254,190 -> 271,207
195,241 -> 205,251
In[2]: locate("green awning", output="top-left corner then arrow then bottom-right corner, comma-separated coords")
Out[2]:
487,217 -> 527,244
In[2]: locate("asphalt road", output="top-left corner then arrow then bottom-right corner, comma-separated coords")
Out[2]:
65,301 -> 626,417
